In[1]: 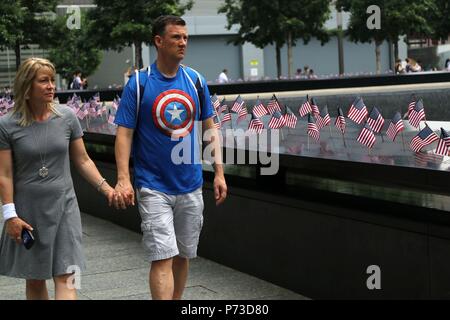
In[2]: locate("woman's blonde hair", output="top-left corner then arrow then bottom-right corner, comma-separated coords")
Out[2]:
13,57 -> 61,127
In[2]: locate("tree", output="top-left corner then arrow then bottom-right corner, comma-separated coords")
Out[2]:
47,12 -> 102,87
0,0 -> 58,70
426,0 -> 450,42
336,0 -> 433,73
219,0 -> 331,78
87,0 -> 193,69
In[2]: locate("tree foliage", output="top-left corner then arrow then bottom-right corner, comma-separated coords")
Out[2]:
47,12 -> 102,85
336,0 -> 434,72
219,0 -> 332,78
88,0 -> 193,69
0,0 -> 58,69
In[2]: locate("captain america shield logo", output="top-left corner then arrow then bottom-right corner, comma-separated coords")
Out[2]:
152,89 -> 196,138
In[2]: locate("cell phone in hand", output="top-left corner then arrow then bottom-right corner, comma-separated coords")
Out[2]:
22,229 -> 35,250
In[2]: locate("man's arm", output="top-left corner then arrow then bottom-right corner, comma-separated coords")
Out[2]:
115,126 -> 135,206
202,118 -> 227,205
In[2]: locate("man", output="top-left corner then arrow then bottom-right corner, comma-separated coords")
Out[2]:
218,69 -> 229,83
114,15 -> 227,300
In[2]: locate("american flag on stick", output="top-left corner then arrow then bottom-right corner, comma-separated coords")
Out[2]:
310,97 -> 320,116
267,94 -> 282,115
357,123 -> 376,149
386,112 -> 404,142
408,98 -> 426,128
283,106 -> 298,128
247,113 -> 264,134
410,125 -> 439,153
231,95 -> 244,113
252,99 -> 268,118
236,105 -> 248,124
347,97 -> 368,124
435,127 -> 450,156
299,96 -> 312,117
335,107 -> 346,134
221,105 -> 232,124
211,94 -> 221,113
316,105 -> 331,130
366,107 -> 385,133
307,114 -> 320,141
268,110 -> 286,129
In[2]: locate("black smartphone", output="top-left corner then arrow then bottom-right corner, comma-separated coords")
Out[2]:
22,229 -> 35,250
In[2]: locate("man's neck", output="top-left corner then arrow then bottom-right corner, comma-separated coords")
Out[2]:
156,57 -> 181,78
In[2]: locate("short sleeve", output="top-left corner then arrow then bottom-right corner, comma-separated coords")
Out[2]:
66,108 -> 83,140
199,75 -> 214,121
0,118 -> 11,150
114,73 -> 138,129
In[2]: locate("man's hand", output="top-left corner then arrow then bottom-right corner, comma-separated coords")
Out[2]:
6,217 -> 33,244
115,179 -> 135,207
213,174 -> 227,206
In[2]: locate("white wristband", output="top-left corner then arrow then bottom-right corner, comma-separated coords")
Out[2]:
2,203 -> 18,221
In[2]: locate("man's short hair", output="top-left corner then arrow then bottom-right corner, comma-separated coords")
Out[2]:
152,15 -> 186,43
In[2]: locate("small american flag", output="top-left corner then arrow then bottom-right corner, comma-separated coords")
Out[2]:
366,107 -> 384,133
231,95 -> 245,113
347,97 -> 368,124
408,98 -> 426,128
335,107 -> 346,134
219,98 -> 227,114
211,94 -> 221,113
221,105 -> 232,124
247,113 -> 264,134
435,127 -> 450,156
307,114 -> 320,141
236,105 -> 248,124
386,112 -> 404,141
410,125 -> 439,153
310,97 -> 320,116
316,105 -> 331,130
283,106 -> 298,128
299,97 -> 312,117
212,111 -> 221,129
357,123 -> 376,149
267,94 -> 282,115
252,99 -> 268,118
268,110 -> 286,129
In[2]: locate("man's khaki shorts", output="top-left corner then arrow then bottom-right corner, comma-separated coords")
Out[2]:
136,187 -> 204,262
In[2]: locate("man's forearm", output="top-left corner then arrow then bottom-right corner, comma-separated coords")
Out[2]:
115,127 -> 133,181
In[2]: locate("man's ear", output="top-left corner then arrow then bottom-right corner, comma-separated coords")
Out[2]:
154,35 -> 162,48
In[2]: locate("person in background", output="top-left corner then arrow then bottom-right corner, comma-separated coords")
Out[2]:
218,68 -> 229,83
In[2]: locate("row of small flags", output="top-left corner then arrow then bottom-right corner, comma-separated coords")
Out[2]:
211,94 -> 450,156
0,96 -> 14,115
65,93 -> 120,125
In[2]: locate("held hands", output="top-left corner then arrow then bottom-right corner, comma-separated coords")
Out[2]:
6,217 -> 33,244
98,181 -> 127,210
214,174 -> 227,206
115,179 -> 135,208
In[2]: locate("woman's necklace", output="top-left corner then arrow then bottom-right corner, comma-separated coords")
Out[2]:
30,115 -> 50,178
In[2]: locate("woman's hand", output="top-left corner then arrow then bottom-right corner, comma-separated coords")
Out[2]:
100,183 -> 126,210
6,217 -> 33,244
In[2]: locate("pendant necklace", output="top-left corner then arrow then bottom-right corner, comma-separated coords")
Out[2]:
31,116 -> 50,178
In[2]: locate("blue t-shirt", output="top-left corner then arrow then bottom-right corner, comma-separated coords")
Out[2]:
114,63 -> 214,195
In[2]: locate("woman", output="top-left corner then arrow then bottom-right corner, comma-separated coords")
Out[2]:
0,58 -> 122,300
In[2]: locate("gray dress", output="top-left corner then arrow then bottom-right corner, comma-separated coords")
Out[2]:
0,106 -> 86,279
